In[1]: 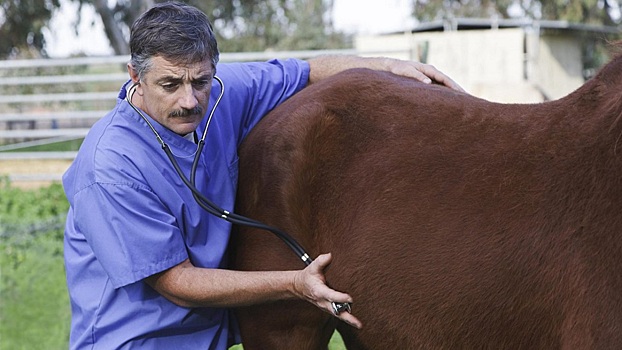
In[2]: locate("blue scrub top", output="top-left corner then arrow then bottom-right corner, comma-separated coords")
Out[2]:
63,59 -> 310,350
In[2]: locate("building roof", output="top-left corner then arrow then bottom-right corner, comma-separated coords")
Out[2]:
394,17 -> 621,35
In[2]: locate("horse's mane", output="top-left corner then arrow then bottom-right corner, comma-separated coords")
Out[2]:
586,41 -> 622,148
586,40 -> 622,84
605,39 -> 622,56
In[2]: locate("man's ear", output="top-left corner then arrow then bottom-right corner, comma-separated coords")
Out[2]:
127,63 -> 140,85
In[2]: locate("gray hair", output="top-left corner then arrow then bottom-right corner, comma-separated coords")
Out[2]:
129,1 -> 220,80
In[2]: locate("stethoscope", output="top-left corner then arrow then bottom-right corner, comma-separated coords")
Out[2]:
125,77 -> 352,316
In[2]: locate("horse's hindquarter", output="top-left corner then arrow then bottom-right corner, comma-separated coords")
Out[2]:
233,68 -> 622,349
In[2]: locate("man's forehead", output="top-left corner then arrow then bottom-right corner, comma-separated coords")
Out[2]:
149,56 -> 215,78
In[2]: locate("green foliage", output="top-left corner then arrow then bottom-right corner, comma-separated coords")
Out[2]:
0,180 -> 68,238
412,0 -> 621,25
66,0 -> 349,56
414,0 -> 515,21
539,0 -> 616,24
0,231 -> 70,350
0,180 -> 70,349
194,0 -> 350,52
0,0 -> 61,59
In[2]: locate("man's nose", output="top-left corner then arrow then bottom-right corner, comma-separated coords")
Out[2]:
178,84 -> 198,109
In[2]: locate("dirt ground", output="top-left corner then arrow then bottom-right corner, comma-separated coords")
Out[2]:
0,159 -> 73,189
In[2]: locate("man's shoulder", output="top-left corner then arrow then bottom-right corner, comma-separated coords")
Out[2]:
65,108 -> 152,192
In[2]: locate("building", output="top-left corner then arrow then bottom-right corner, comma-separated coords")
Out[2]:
355,18 -> 620,103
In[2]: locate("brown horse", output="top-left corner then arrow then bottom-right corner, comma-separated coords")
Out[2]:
231,53 -> 622,349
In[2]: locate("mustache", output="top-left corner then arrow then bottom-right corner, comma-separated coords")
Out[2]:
169,106 -> 203,118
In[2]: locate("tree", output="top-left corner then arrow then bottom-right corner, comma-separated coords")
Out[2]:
193,0 -> 347,52
0,0 -> 61,59
1,0 -> 347,59
538,0 -> 618,25
72,0 -> 348,55
413,0 -> 514,21
90,0 -> 153,55
412,0 -> 621,25
274,0 -> 346,50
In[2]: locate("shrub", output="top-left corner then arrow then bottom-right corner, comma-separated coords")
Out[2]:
0,180 -> 70,350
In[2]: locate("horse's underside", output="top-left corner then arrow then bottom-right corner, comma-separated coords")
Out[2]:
232,62 -> 622,349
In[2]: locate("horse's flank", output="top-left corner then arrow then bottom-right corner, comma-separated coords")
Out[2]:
232,54 -> 622,349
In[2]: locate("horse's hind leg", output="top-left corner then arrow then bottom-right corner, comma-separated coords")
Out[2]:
236,301 -> 335,350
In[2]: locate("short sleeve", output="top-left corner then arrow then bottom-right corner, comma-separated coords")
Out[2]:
72,182 -> 188,288
213,59 -> 310,145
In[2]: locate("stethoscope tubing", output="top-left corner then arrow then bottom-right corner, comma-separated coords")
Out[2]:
126,76 -> 352,314
126,77 -> 312,265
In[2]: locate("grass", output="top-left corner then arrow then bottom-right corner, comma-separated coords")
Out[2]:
0,138 -> 83,152
329,332 -> 347,349
0,180 -> 70,349
229,331 -> 346,349
0,231 -> 70,350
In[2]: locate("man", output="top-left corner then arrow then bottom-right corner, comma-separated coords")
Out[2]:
63,2 -> 462,349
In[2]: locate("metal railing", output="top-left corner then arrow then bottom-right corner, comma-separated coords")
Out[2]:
0,48 -> 407,183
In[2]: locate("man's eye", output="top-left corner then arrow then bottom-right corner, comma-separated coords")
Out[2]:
193,81 -> 210,89
162,83 -> 178,91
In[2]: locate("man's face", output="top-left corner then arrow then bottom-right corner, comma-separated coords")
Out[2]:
130,56 -> 214,136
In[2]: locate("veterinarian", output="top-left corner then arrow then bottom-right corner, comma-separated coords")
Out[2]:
62,1 -> 462,348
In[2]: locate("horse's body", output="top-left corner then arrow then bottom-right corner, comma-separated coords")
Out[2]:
231,55 -> 622,349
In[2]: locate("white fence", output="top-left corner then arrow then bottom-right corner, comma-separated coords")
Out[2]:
0,50 -> 364,148
1,49 -> 419,183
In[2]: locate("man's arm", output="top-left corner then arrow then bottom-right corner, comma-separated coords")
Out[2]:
307,54 -> 464,91
145,253 -> 363,329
